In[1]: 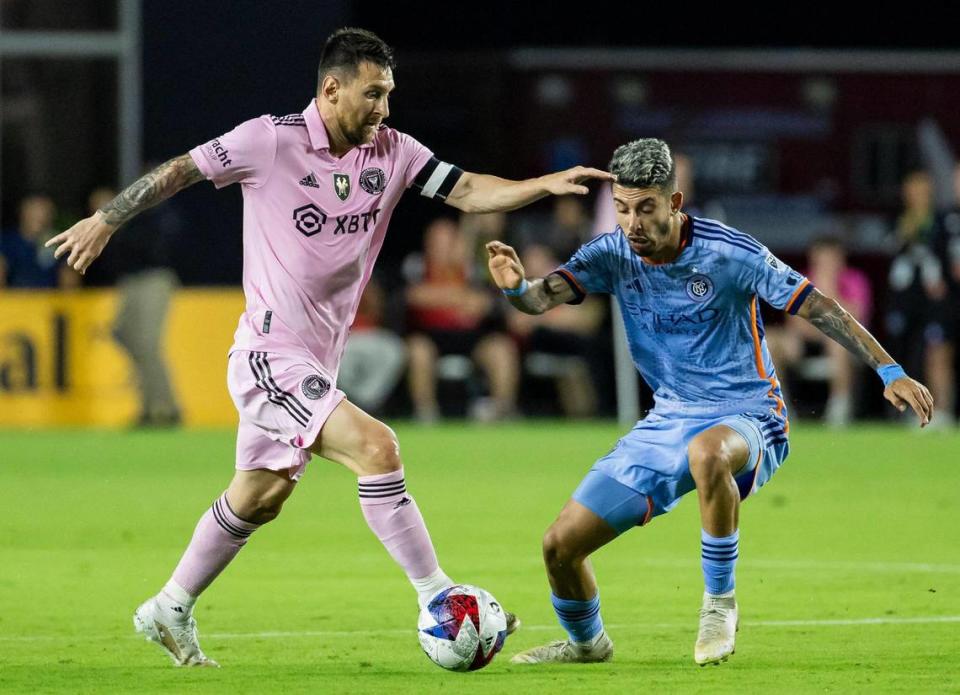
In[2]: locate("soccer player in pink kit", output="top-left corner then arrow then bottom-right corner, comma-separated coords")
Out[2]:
47,28 -> 613,667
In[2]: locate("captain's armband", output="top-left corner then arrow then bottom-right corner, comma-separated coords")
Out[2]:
412,157 -> 464,201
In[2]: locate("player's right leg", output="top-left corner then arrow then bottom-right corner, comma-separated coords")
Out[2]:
134,467 -> 297,667
510,473 -> 646,665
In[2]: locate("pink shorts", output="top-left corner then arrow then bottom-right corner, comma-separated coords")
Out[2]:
227,350 -> 346,481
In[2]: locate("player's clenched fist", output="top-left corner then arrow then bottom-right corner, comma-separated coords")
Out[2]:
486,241 -> 525,291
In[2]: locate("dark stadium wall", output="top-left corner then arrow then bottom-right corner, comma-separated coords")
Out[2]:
142,0 -> 349,284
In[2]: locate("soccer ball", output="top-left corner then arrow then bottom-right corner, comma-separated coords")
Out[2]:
417,584 -> 508,671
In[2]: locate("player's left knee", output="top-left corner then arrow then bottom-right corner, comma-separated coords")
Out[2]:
542,524 -> 586,572
688,440 -> 737,485
355,423 -> 402,475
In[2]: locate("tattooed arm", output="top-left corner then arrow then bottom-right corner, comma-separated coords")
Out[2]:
46,154 -> 204,274
796,288 -> 934,426
486,241 -> 575,314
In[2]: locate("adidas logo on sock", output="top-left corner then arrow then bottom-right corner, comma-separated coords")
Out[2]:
299,171 -> 319,188
393,496 -> 412,509
172,606 -> 185,613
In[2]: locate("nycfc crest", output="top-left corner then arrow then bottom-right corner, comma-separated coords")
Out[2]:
359,167 -> 387,194
333,173 -> 350,201
686,274 -> 714,302
301,374 -> 330,400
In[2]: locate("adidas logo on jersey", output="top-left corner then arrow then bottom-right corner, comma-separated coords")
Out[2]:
299,172 -> 320,188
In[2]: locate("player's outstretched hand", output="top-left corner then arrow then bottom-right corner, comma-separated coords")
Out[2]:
486,241 -> 526,291
541,166 -> 616,196
884,376 -> 934,427
44,211 -> 116,275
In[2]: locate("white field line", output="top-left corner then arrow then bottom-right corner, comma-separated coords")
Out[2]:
1,615 -> 959,643
207,615 -> 960,640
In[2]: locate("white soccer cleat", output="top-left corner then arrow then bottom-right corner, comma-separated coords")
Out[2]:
510,631 -> 613,665
133,597 -> 219,667
694,592 -> 738,666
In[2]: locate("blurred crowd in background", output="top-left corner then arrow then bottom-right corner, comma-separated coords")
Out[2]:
4,2 -> 960,428
4,152 -> 960,428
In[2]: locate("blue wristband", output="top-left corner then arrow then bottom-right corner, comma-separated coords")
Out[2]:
877,363 -> 906,387
502,279 -> 529,297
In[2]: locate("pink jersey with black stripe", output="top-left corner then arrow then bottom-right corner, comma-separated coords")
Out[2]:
189,100 -> 433,374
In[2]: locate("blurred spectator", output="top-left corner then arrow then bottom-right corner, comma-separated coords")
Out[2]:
673,152 -> 727,222
0,194 -> 79,289
94,185 -> 184,427
513,196 -> 592,260
932,162 -> 960,419
507,244 -> 606,418
405,217 -> 519,422
765,237 -> 872,426
885,170 -> 955,427
460,211 -> 508,279
339,276 -> 407,414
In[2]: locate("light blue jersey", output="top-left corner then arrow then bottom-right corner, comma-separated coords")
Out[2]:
557,215 -> 815,520
555,215 -> 814,422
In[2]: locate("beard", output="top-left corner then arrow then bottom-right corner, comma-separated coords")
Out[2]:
342,118 -> 378,146
627,217 -> 673,256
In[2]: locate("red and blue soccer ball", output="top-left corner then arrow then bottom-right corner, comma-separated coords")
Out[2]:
417,584 -> 508,671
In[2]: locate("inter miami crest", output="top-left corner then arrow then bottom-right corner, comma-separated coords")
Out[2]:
333,173 -> 350,201
301,374 -> 330,400
359,167 -> 387,195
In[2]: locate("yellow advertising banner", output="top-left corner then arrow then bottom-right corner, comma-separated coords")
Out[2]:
0,289 -> 245,427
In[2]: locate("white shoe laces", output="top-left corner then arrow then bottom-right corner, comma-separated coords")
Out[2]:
698,598 -> 734,642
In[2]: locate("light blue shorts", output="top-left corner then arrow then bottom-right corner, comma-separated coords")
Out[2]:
572,410 -> 789,533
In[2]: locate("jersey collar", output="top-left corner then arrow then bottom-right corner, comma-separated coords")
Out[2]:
303,99 -> 376,152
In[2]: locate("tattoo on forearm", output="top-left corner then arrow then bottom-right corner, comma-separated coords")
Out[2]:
507,274 -> 573,315
804,291 -> 892,370
99,154 -> 203,227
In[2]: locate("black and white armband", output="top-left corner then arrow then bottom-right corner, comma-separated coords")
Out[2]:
412,157 -> 464,201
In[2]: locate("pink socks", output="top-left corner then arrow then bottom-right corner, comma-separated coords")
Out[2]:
171,492 -> 260,596
358,468 -> 452,602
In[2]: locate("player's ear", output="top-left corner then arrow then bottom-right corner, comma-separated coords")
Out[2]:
320,75 -> 340,103
670,190 -> 683,215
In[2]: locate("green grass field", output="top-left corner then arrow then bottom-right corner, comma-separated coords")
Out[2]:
2,423 -> 958,693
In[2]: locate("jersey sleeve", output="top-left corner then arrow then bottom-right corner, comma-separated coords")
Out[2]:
189,116 -> 278,189
397,132 -> 435,189
742,247 -> 815,314
552,233 -> 619,304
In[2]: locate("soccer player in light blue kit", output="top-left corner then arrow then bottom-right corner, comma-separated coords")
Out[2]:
487,139 -> 934,666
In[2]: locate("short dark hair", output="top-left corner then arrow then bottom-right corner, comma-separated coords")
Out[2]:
317,27 -> 395,88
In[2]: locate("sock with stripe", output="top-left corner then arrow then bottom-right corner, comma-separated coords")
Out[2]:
551,593 -> 604,646
358,467 -> 453,608
701,528 -> 739,596
161,492 -> 261,622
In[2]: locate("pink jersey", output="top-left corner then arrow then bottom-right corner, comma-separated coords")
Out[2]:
189,100 -> 434,374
